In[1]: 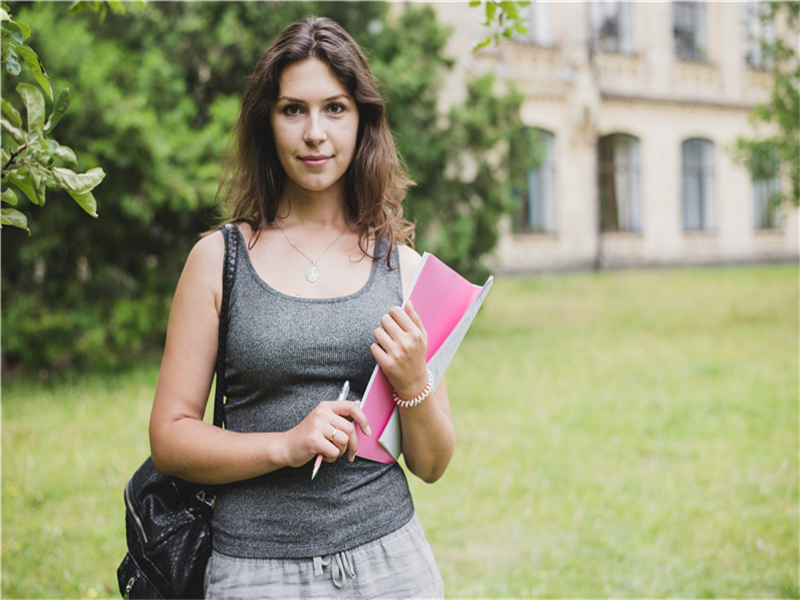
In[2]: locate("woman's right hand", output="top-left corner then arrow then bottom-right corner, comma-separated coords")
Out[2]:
283,400 -> 371,468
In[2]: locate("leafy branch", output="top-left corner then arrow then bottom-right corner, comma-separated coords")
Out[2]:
1,1 -> 110,235
734,1 -> 800,207
470,0 -> 531,52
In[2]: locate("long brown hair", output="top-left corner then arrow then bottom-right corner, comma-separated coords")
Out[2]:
217,16 -> 414,262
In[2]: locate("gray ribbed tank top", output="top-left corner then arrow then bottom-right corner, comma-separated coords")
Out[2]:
211,227 -> 415,559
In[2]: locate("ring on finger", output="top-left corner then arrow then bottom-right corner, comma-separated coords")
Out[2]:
330,429 -> 339,443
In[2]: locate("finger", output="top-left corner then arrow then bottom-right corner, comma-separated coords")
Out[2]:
380,310 -> 406,338
333,400 -> 372,437
327,426 -> 348,457
373,327 -> 395,354
370,341 -> 386,362
319,434 -> 340,462
388,305 -> 418,333
404,301 -> 427,337
345,426 -> 359,462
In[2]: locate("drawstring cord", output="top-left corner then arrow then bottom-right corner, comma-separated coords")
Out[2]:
313,550 -> 357,589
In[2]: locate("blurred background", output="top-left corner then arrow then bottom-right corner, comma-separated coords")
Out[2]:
2,1 -> 798,597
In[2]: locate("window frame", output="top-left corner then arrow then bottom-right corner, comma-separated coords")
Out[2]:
598,133 -> 642,233
588,1 -> 635,55
681,137 -> 716,232
673,1 -> 708,63
742,1 -> 776,71
516,128 -> 557,235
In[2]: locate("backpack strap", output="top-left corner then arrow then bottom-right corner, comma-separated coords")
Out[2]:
213,223 -> 239,429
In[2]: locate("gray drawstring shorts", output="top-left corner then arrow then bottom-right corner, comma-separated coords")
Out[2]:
204,514 -> 445,598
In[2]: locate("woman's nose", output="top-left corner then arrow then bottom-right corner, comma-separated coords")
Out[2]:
303,113 -> 327,145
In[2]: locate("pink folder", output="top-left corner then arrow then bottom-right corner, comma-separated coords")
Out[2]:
356,253 -> 493,463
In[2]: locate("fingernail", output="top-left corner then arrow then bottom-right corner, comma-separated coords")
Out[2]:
366,425 -> 372,436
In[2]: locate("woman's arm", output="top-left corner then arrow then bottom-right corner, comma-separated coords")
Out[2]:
370,245 -> 456,483
149,230 -> 370,485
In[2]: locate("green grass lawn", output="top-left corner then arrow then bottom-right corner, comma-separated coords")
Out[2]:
3,265 -> 798,598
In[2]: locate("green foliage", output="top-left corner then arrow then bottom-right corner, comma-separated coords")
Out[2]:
1,2 -> 524,373
0,1 -> 107,235
469,0 -> 531,51
735,1 -> 800,207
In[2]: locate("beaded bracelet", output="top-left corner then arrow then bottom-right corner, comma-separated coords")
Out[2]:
392,369 -> 434,408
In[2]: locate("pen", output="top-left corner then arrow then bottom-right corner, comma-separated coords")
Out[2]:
311,380 -> 350,480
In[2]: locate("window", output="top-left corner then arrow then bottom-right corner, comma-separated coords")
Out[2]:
598,134 -> 641,232
681,138 -> 715,231
742,1 -> 775,70
673,1 -> 707,62
751,150 -> 782,229
521,1 -> 553,47
753,175 -> 782,229
517,129 -> 557,234
589,1 -> 634,55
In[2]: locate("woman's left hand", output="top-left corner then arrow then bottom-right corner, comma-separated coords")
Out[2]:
370,301 -> 429,400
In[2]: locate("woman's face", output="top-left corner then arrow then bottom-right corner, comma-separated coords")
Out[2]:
270,58 -> 360,200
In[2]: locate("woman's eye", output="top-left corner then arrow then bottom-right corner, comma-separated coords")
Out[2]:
283,105 -> 301,116
328,103 -> 345,115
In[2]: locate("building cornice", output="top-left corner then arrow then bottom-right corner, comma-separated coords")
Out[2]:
599,90 -> 756,112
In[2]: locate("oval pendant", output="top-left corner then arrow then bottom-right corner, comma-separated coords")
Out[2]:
306,265 -> 319,283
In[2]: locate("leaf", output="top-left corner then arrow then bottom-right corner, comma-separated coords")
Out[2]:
2,186 -> 18,205
499,1 -> 521,20
54,145 -> 78,164
1,206 -> 30,234
106,1 -> 127,14
52,166 -> 106,194
1,117 -> 26,143
472,37 -> 492,53
8,168 -> 44,206
15,19 -> 30,40
16,82 -> 45,132
469,0 -> 482,6
4,46 -> 20,75
16,45 -> 52,100
44,88 -> 70,133
485,1 -> 497,23
1,97 -> 21,127
65,188 -> 98,218
1,19 -> 23,45
514,23 -> 528,35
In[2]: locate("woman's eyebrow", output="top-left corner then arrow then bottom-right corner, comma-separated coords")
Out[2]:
276,93 -> 351,104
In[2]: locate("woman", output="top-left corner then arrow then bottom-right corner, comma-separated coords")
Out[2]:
148,16 -> 455,598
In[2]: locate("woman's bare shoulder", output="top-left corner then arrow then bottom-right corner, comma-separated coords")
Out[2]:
397,244 -> 422,298
188,229 -> 225,274
178,229 -> 226,311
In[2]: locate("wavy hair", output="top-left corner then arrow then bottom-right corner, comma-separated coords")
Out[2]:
217,16 -> 414,263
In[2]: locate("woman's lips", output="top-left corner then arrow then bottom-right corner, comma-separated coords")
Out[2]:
300,155 -> 331,167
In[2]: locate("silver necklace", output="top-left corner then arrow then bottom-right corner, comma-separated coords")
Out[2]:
274,220 -> 347,283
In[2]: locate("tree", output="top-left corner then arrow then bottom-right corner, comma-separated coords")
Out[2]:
1,2 -> 525,373
735,1 -> 800,208
469,0 -> 531,51
1,1 -> 108,235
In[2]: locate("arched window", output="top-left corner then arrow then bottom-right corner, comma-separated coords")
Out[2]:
681,138 -> 715,231
598,134 -> 641,232
517,129 -> 557,234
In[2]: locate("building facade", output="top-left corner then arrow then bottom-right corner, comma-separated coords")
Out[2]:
433,1 -> 799,272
